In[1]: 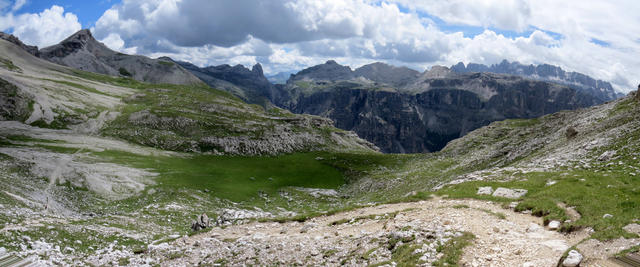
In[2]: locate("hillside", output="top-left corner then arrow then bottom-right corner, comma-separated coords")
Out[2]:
0,34 -> 381,264
38,29 -> 203,85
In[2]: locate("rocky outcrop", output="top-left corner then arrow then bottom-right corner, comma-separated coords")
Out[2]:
177,61 -> 278,106
39,29 -> 202,85
451,60 -> 623,102
191,213 -> 210,231
0,78 -> 31,121
273,63 -> 600,153
0,32 -> 39,57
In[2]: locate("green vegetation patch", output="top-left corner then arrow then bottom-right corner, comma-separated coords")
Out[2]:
432,232 -> 475,266
0,57 -> 21,72
93,150 -> 344,203
438,169 -> 640,240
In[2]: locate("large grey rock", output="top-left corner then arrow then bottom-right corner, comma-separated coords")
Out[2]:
492,188 -> 527,199
562,250 -> 583,267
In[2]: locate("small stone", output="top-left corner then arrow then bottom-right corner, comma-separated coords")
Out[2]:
598,151 -> 616,161
477,186 -> 493,195
492,227 -> 500,233
562,250 -> 583,267
603,214 -> 614,219
545,180 -> 557,186
548,220 -> 561,230
508,202 -> 518,209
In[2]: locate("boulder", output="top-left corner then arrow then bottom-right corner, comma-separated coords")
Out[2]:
191,213 -> 210,231
622,223 -> 640,235
562,250 -> 583,267
565,126 -> 578,139
548,220 -> 561,230
492,188 -> 527,199
477,186 -> 493,195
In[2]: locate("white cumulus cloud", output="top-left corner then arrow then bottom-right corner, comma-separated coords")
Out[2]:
84,0 -> 640,92
0,5 -> 81,47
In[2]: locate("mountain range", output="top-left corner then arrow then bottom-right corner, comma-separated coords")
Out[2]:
451,60 -> 623,102
182,58 -> 619,153
16,29 -> 622,154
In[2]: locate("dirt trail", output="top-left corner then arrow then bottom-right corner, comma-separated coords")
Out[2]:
135,197 -> 590,267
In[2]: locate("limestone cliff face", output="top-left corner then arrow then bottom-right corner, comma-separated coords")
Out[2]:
451,60 -> 623,102
39,29 -> 202,85
273,63 -> 600,153
179,59 -> 613,154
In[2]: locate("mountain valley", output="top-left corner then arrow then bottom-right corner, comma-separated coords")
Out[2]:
0,29 -> 638,266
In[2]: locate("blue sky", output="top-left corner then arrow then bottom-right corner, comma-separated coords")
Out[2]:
0,0 -> 638,92
15,0 -> 116,27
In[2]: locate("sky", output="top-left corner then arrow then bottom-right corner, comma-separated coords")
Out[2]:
0,0 -> 638,93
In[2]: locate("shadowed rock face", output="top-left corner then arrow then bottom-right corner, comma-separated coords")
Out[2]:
451,60 -> 623,102
177,61 -> 279,107
39,29 -> 202,85
272,63 -> 601,153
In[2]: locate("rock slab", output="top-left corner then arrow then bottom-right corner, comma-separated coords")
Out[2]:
492,188 -> 528,199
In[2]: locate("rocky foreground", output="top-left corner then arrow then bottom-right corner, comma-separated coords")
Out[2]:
71,197 -> 635,267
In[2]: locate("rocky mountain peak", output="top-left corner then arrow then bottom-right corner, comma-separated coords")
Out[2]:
353,62 -> 420,86
289,59 -> 353,82
65,29 -> 95,43
422,65 -> 451,79
251,63 -> 264,76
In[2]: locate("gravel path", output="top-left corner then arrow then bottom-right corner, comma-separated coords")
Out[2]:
128,197 -> 589,266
